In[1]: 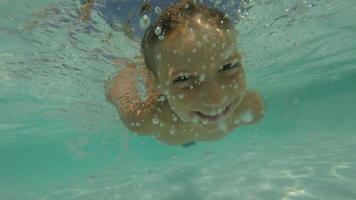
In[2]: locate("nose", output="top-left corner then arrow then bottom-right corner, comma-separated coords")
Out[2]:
202,82 -> 228,107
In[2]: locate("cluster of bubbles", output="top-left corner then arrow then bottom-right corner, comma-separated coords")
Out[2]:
136,0 -> 255,46
139,1 -> 163,30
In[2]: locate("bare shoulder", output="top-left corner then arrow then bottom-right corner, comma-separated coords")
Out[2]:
105,64 -> 136,103
105,63 -> 161,135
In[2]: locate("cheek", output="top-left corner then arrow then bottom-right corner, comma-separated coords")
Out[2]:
227,72 -> 246,89
166,97 -> 195,121
238,76 -> 247,90
169,84 -> 196,97
166,87 -> 198,108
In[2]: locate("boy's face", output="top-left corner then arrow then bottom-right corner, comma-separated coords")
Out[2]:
152,22 -> 246,129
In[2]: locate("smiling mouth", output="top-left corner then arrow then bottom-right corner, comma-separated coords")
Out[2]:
193,100 -> 234,122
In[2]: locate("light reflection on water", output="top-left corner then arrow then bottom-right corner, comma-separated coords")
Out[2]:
33,131 -> 356,200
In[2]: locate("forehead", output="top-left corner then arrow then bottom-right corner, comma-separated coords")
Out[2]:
161,23 -> 236,51
153,25 -> 237,71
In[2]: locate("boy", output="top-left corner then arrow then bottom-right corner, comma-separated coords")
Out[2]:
106,0 -> 264,146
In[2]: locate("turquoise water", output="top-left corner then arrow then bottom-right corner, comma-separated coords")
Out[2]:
1,0 -> 356,199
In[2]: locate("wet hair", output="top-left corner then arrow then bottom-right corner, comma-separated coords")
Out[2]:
141,0 -> 233,77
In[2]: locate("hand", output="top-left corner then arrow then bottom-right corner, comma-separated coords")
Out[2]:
230,90 -> 265,125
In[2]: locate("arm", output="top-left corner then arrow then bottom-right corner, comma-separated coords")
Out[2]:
105,63 -> 161,135
107,60 -> 194,145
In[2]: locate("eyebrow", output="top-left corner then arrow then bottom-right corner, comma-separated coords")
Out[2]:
226,53 -> 241,62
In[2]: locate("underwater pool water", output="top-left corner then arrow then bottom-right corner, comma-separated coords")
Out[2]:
1,0 -> 356,199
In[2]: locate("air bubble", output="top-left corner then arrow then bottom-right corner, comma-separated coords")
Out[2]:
172,114 -> 178,122
181,116 -> 188,122
192,48 -> 197,53
152,117 -> 159,125
199,75 -> 205,82
178,93 -> 185,99
156,54 -> 162,60
202,119 -> 208,125
217,120 -> 228,132
158,35 -> 165,40
169,125 -> 176,135
163,89 -> 169,95
240,110 -> 254,123
192,116 -> 199,123
154,7 -> 162,14
155,26 -> 162,35
156,107 -> 162,114
159,95 -> 166,102
196,41 -> 202,47
139,14 -> 150,29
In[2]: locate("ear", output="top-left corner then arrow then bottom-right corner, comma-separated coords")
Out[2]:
149,71 -> 162,92
150,72 -> 162,93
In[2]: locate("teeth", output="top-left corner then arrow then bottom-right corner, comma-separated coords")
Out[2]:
201,105 -> 227,116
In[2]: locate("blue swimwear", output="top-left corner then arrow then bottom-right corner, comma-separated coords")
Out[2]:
80,0 -> 242,40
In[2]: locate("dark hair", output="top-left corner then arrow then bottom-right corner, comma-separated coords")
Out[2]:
141,0 -> 233,77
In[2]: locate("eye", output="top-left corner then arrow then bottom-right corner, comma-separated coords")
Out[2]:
219,62 -> 241,72
173,74 -> 191,84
